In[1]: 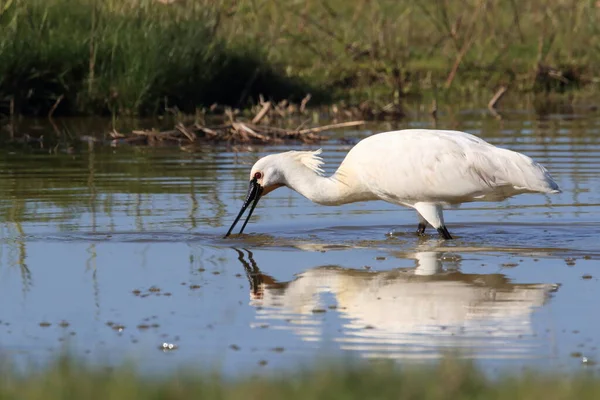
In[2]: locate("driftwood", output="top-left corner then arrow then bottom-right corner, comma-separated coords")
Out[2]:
488,86 -> 507,119
245,94 -> 403,123
251,101 -> 272,124
48,95 -> 64,119
107,94 -> 367,146
299,94 -> 312,113
109,101 -> 366,147
102,92 -> 411,148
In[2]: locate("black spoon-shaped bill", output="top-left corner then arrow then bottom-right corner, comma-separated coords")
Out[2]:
238,185 -> 263,235
224,178 -> 262,238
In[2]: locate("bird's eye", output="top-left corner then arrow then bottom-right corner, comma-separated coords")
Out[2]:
254,172 -> 262,179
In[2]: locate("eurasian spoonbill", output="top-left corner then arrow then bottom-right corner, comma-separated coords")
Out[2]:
224,129 -> 561,239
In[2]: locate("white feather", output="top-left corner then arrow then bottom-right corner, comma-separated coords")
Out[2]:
287,149 -> 325,176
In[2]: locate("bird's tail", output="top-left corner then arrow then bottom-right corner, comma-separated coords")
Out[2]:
508,151 -> 561,194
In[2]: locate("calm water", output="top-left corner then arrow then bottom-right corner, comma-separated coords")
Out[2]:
1,103 -> 599,375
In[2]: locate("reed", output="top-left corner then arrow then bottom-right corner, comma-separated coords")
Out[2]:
218,0 -> 600,96
1,0 -> 599,117
0,0 -> 313,116
0,356 -> 599,400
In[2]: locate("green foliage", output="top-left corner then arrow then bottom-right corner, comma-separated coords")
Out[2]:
1,0 -> 600,116
216,0 -> 600,97
0,0 -> 314,116
0,356 -> 600,400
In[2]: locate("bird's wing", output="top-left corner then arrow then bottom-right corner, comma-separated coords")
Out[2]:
351,131 -> 557,203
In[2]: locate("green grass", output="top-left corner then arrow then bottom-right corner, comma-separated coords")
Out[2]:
0,356 -> 599,400
0,0 -> 315,116
1,0 -> 600,117
219,0 -> 600,97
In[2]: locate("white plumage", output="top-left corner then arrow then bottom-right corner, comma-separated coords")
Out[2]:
238,249 -> 557,357
227,129 -> 561,239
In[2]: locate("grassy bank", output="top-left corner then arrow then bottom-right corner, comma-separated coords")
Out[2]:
0,0 -> 315,116
0,357 -> 599,400
227,0 -> 600,98
1,0 -> 599,117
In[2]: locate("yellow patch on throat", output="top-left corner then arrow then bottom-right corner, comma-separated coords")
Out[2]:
261,183 -> 285,196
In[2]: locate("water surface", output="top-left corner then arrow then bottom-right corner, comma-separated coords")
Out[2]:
1,104 -> 599,375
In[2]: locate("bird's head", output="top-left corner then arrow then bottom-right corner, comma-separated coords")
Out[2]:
224,149 -> 323,237
248,153 -> 287,197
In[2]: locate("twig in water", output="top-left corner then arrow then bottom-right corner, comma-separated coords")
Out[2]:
252,101 -> 272,124
297,120 -> 365,135
109,129 -> 125,138
110,106 -> 366,147
300,94 -> 312,113
175,123 -> 196,142
488,86 -> 507,119
232,122 -> 269,142
48,95 -> 65,119
194,123 -> 218,138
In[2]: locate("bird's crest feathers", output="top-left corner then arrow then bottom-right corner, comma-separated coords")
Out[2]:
286,149 -> 325,176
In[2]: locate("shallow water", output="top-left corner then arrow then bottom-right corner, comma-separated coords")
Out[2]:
1,104 -> 600,375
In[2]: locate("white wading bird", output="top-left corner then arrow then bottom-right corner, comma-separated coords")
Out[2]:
225,129 -> 561,240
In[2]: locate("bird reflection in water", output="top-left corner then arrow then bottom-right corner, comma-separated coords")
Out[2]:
234,248 -> 559,359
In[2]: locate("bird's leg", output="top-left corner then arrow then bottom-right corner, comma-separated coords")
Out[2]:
413,202 -> 454,240
437,226 -> 453,240
416,211 -> 427,236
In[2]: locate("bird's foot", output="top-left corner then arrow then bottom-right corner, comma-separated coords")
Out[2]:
416,223 -> 427,236
437,226 -> 453,240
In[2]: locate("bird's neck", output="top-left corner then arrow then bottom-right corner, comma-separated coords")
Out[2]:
284,165 -> 372,206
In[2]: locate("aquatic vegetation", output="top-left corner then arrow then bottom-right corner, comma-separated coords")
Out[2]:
0,356 -> 599,400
